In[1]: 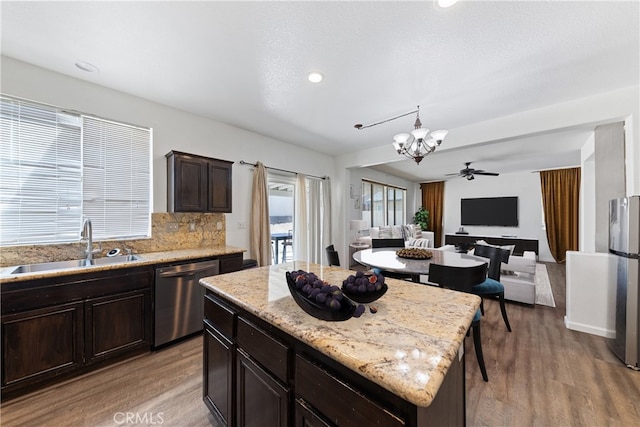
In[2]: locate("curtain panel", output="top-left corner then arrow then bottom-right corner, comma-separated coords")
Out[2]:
540,167 -> 581,263
294,174 -> 308,262
420,181 -> 445,247
250,162 -> 272,266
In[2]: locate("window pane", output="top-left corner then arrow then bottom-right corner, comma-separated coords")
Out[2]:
394,189 -> 405,226
268,174 -> 294,264
362,182 -> 371,225
372,183 -> 384,226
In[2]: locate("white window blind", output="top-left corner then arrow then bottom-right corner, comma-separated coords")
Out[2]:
82,117 -> 151,240
0,95 -> 151,246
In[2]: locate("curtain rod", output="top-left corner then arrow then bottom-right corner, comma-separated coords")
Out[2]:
239,160 -> 327,180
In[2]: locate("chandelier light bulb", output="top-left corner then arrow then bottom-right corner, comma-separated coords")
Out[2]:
411,127 -> 429,140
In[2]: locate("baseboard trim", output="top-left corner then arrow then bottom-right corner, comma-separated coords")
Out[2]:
564,316 -> 615,338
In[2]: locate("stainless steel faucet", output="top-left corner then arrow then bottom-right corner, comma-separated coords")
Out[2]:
81,217 -> 94,264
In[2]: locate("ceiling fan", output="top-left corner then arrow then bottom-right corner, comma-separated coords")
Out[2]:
446,162 -> 500,180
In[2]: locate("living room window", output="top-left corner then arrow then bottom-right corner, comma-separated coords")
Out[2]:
361,179 -> 406,227
0,95 -> 152,246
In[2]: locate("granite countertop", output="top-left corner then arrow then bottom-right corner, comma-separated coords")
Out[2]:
0,246 -> 246,284
200,261 -> 481,408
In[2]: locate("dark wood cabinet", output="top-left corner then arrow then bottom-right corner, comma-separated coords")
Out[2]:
295,399 -> 334,427
2,302 -> 84,387
237,349 -> 290,427
204,326 -> 235,427
85,289 -> 151,364
219,253 -> 243,274
1,266 -> 152,399
444,234 -> 539,255
203,292 -> 464,427
166,150 -> 233,213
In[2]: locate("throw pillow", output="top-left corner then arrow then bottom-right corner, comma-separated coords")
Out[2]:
369,227 -> 380,238
378,226 -> 392,238
407,238 -> 431,248
402,225 -> 413,241
391,225 -> 403,239
413,224 -> 422,238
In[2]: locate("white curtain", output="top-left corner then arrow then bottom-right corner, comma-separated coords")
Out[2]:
293,176 -> 332,265
308,179 -> 322,263
250,162 -> 272,266
294,174 -> 308,262
322,178 -> 332,263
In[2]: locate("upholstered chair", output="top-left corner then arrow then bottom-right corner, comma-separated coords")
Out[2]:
471,244 -> 512,332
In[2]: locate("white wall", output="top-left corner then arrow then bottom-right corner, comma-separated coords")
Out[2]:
565,251 -> 617,338
1,57 -> 337,258
442,171 -> 554,262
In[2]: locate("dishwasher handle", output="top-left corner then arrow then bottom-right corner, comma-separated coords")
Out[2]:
156,260 -> 220,278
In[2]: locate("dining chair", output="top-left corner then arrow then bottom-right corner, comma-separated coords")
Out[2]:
370,239 -> 417,281
281,230 -> 293,262
325,245 -> 340,267
471,244 -> 512,332
371,238 -> 405,248
428,262 -> 489,382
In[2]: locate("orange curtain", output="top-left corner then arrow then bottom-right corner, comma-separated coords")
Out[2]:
420,182 -> 445,247
540,167 -> 580,263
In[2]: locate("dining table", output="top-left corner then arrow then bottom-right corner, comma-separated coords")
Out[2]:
353,247 -> 487,282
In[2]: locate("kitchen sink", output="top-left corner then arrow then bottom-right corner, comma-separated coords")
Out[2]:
3,254 -> 143,275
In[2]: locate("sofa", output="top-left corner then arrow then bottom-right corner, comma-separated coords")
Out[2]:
357,225 -> 434,248
435,244 -> 537,305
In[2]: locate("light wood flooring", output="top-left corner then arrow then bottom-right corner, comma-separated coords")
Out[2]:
2,263 -> 640,426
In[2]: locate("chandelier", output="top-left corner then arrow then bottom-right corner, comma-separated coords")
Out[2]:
354,106 -> 447,165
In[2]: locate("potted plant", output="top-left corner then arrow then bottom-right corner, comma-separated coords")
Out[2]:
413,207 -> 429,230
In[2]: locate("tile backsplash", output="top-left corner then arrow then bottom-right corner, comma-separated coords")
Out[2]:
0,213 -> 226,267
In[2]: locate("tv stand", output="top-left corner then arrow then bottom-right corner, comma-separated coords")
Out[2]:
444,234 -> 539,256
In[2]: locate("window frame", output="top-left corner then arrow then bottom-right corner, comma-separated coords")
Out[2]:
361,179 -> 406,227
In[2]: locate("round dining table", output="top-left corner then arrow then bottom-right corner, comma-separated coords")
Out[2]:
352,248 -> 486,282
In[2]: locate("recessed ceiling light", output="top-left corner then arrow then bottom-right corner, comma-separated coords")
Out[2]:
75,61 -> 100,73
308,72 -> 323,83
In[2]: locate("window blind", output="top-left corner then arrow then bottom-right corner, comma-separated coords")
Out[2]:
0,97 -> 83,245
0,95 -> 151,246
82,117 -> 151,240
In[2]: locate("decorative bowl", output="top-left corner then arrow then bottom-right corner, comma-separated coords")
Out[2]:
285,272 -> 355,321
341,273 -> 388,303
395,248 -> 433,259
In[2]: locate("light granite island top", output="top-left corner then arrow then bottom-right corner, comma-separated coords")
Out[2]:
200,261 -> 481,425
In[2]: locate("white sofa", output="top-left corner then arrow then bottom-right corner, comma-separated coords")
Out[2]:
357,225 -> 434,248
435,244 -> 537,305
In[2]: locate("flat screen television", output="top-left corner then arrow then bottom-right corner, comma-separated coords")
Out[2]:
461,196 -> 518,227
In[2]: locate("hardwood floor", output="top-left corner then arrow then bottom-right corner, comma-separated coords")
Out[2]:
2,263 -> 639,426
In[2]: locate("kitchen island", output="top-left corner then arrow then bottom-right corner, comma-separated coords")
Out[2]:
200,261 -> 481,426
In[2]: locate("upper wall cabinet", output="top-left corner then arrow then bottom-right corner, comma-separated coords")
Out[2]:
166,151 -> 233,213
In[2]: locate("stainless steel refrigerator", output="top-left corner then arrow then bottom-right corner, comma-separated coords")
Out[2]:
609,196 -> 640,369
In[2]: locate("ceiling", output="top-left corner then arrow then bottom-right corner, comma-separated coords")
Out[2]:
1,1 -> 638,182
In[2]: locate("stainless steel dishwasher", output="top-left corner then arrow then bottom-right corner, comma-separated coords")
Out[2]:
154,259 -> 219,347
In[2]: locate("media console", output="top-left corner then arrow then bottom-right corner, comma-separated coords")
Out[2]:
445,234 -> 539,256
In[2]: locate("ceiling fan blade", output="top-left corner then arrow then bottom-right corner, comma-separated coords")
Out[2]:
445,172 -> 462,176
473,171 -> 500,176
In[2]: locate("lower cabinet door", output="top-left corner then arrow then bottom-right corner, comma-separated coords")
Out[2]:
237,348 -> 289,427
2,301 -> 84,388
85,290 -> 150,364
295,398 -> 334,427
204,325 -> 235,427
